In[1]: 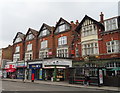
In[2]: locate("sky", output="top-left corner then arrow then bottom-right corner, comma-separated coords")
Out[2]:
0,0 -> 119,48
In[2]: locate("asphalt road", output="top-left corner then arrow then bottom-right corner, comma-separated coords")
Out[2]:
1,81 -> 119,93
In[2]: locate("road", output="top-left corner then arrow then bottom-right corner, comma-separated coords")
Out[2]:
1,81 -> 119,93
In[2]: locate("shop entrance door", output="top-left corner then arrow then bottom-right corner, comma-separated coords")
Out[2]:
34,69 -> 39,80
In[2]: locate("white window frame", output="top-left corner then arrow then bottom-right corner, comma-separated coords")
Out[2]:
104,18 -> 118,31
106,40 -> 120,53
27,44 -> 32,51
58,36 -> 67,46
41,40 -> 48,49
26,34 -> 34,40
39,50 -> 48,59
82,42 -> 99,56
25,52 -> 33,61
15,46 -> 20,53
13,54 -> 20,62
57,47 -> 68,58
14,37 -> 22,43
75,47 -> 79,57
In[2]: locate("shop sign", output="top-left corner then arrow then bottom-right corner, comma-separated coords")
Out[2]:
5,64 -> 16,69
16,62 -> 27,67
29,64 -> 42,69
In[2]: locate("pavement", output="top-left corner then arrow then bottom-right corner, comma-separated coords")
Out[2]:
2,78 -> 120,91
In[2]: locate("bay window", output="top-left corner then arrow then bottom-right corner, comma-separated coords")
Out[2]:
82,43 -> 99,56
57,48 -> 68,58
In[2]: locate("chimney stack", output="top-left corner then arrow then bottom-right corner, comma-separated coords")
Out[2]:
76,20 -> 79,25
100,12 -> 104,23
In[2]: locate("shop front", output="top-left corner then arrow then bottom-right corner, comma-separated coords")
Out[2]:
43,58 -> 72,81
28,62 -> 42,80
5,63 -> 16,79
16,62 -> 27,79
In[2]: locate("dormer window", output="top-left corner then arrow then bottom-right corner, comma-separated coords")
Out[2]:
56,21 -> 70,33
39,29 -> 50,37
26,34 -> 34,40
14,37 -> 22,43
104,18 -> 118,31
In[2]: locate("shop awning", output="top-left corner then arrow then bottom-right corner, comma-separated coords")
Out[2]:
111,67 -> 120,71
6,69 -> 16,72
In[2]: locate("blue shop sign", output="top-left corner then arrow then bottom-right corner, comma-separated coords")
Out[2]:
29,64 -> 42,69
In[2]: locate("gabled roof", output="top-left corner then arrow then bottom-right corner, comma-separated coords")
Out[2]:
75,15 -> 104,33
13,32 -> 25,43
53,17 -> 71,33
26,28 -> 38,37
38,23 -> 54,36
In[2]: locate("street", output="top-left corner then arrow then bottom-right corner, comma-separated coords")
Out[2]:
1,80 -> 119,93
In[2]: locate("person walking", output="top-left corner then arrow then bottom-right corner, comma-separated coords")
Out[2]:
84,74 -> 90,86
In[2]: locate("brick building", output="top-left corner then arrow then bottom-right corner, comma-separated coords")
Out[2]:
73,13 -> 120,77
13,32 -> 25,61
37,23 -> 54,59
24,28 -> 39,61
5,12 -> 120,81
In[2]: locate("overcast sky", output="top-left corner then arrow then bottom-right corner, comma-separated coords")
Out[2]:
0,0 -> 119,48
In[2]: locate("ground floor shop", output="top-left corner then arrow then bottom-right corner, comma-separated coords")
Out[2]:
68,67 -> 104,86
43,66 -> 69,81
27,61 -> 43,80
16,62 -> 27,79
42,58 -> 72,81
72,58 -> 120,87
4,63 -> 16,79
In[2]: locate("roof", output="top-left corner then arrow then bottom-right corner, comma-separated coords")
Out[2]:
38,23 -> 55,36
53,17 -> 71,33
26,28 -> 39,37
13,32 -> 25,43
75,15 -> 104,33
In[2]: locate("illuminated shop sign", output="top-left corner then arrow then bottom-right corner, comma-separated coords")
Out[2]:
29,64 -> 42,69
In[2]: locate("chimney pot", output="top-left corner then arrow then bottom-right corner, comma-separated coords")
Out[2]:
100,12 -> 104,23
71,21 -> 74,24
76,20 -> 79,25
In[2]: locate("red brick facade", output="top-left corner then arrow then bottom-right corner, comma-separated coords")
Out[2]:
2,45 -> 13,60
24,28 -> 38,60
10,14 -> 120,63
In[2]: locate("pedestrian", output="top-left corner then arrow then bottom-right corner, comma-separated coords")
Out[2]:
31,73 -> 34,82
84,74 -> 90,86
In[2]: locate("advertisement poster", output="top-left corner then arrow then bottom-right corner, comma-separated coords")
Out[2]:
39,69 -> 42,80
99,69 -> 103,84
